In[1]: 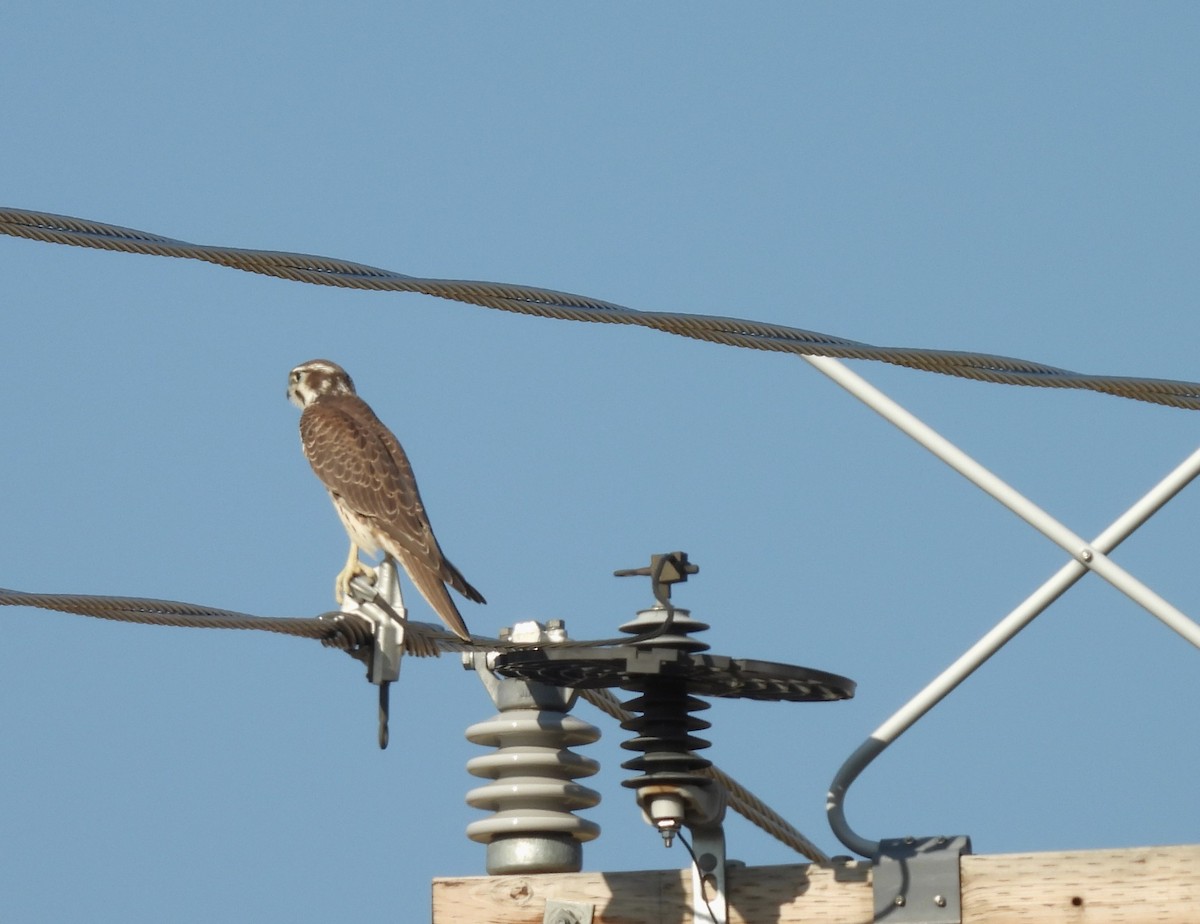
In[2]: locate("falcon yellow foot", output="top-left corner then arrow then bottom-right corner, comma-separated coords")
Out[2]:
334,544 -> 376,603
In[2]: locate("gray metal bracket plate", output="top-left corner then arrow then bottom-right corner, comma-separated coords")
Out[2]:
872,835 -> 971,924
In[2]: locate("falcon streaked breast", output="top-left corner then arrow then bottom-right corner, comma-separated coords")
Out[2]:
287,359 -> 484,641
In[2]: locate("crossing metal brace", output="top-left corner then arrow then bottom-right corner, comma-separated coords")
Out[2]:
804,355 -> 1200,857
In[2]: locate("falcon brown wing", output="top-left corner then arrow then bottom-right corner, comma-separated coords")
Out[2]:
371,417 -> 486,605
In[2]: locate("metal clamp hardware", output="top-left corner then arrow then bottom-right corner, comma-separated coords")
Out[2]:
339,560 -> 408,749
872,835 -> 971,924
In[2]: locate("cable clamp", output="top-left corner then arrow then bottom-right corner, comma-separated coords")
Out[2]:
340,560 -> 407,748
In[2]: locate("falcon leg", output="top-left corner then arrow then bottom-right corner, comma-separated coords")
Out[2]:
335,543 -> 375,603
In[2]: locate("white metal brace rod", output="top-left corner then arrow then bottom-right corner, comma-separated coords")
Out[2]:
802,354 -> 1200,649
825,441 -> 1200,858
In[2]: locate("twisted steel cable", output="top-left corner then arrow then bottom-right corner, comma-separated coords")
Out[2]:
3,207 -> 1198,408
0,587 -> 454,656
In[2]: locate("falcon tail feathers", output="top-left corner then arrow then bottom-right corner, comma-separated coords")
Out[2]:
409,564 -> 474,641
444,559 -> 486,605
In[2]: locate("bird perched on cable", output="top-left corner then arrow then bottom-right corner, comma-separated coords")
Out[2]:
287,359 -> 484,641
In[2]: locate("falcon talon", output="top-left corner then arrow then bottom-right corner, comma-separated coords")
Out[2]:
335,552 -> 377,604
346,570 -> 383,607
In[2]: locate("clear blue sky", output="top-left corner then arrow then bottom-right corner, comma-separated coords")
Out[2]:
3,4 -> 1199,921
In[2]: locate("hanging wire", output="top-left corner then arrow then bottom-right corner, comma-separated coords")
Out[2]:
3,207 -> 1199,409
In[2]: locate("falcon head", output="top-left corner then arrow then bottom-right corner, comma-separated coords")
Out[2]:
288,359 -> 357,409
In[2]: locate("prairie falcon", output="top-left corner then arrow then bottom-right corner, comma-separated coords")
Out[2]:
288,359 -> 484,641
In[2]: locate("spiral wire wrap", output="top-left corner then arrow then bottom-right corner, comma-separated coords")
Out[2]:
3,207 -> 1199,409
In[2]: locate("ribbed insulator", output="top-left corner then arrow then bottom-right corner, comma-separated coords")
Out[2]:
617,602 -> 715,791
465,682 -> 601,874
619,678 -> 713,789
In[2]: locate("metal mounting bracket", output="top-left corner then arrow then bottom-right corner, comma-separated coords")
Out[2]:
872,835 -> 971,924
689,821 -> 728,924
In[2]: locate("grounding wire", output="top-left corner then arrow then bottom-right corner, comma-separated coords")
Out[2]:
3,207 -> 1199,409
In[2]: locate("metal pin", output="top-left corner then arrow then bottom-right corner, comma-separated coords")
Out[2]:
378,682 -> 390,750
